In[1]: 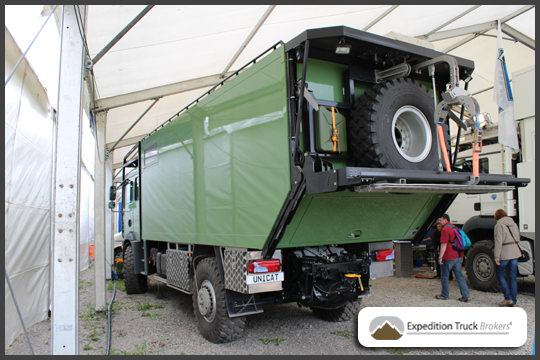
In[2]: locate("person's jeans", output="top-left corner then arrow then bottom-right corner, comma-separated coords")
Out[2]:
496,258 -> 518,304
440,257 -> 470,299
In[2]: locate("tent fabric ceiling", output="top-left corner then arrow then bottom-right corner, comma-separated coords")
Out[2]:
84,5 -> 535,164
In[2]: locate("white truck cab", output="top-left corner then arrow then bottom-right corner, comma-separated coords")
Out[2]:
447,65 -> 535,291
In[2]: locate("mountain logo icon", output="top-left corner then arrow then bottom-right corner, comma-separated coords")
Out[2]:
369,316 -> 404,340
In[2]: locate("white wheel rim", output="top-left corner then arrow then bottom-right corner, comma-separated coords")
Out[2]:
197,280 -> 217,322
391,105 -> 432,163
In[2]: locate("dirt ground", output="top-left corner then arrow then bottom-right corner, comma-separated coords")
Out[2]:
6,262 -> 535,355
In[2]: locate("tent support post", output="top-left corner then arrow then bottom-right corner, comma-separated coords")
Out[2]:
105,154 -> 114,280
94,111 -> 108,311
51,5 -> 86,355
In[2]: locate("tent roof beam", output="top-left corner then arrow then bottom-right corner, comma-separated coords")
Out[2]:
501,23 -> 535,50
91,5 -> 154,65
93,71 -> 233,112
220,5 -> 276,78
362,5 -> 399,31
420,5 -> 482,38
425,5 -> 534,42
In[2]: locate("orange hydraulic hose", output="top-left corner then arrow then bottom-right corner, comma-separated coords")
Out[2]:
437,124 -> 452,172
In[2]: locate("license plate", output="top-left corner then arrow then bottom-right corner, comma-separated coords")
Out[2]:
246,272 -> 284,285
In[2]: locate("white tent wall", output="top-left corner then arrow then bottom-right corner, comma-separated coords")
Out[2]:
80,111 -> 97,272
4,29 -> 54,347
4,23 -> 97,346
79,164 -> 94,272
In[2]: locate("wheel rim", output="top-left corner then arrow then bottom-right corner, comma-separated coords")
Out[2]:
391,105 -> 432,163
197,280 -> 217,322
472,253 -> 495,281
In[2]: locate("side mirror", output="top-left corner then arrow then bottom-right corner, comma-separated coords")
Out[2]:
108,201 -> 116,210
109,185 -> 117,201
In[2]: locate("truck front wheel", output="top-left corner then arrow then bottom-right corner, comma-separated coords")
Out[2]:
311,299 -> 362,322
466,240 -> 500,292
123,243 -> 147,294
192,257 -> 246,343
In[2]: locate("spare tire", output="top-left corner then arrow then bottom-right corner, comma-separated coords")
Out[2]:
348,78 -> 439,170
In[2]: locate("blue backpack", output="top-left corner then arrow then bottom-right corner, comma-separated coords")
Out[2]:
450,225 -> 472,251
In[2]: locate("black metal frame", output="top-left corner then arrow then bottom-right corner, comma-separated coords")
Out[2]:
284,26 -> 474,76
261,46 -> 307,259
260,27 -> 528,258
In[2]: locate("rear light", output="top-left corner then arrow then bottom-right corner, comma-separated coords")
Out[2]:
248,259 -> 281,273
374,249 -> 394,262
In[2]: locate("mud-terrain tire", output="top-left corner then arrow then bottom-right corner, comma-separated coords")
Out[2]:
311,299 -> 362,322
192,257 -> 246,343
123,243 -> 147,294
348,78 -> 439,170
466,240 -> 500,292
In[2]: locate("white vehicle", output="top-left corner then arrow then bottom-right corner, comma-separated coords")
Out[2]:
447,65 -> 535,291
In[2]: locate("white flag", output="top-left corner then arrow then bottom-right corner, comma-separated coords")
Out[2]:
493,20 -> 519,151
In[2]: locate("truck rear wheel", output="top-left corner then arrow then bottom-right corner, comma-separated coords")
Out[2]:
466,240 -> 500,292
192,257 -> 246,343
123,243 -> 147,294
348,78 -> 438,170
311,299 -> 362,322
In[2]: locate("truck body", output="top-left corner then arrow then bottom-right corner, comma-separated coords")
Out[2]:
116,26 -> 528,342
447,65 -> 535,291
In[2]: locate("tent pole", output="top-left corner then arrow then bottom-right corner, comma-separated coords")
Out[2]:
501,24 -> 535,50
91,5 -> 154,65
51,5 -> 86,355
220,5 -> 276,78
105,155 -> 114,281
421,5 -> 482,38
109,98 -> 160,152
362,5 -> 399,31
439,5 -> 535,52
94,111 -> 108,311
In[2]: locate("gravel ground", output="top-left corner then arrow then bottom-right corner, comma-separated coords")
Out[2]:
6,263 -> 535,355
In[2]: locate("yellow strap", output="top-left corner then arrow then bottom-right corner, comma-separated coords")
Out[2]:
330,107 -> 338,152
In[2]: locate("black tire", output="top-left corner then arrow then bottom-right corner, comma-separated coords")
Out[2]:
123,244 -> 147,294
348,78 -> 439,170
192,257 -> 246,343
466,240 -> 500,292
311,299 -> 362,322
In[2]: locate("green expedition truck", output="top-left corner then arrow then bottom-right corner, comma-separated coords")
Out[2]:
113,26 -> 528,343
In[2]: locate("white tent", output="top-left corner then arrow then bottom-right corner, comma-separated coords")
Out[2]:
80,5 -> 535,167
4,4 -> 535,352
4,27 -> 95,347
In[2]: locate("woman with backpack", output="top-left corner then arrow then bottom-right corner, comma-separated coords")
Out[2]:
494,209 -> 522,307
